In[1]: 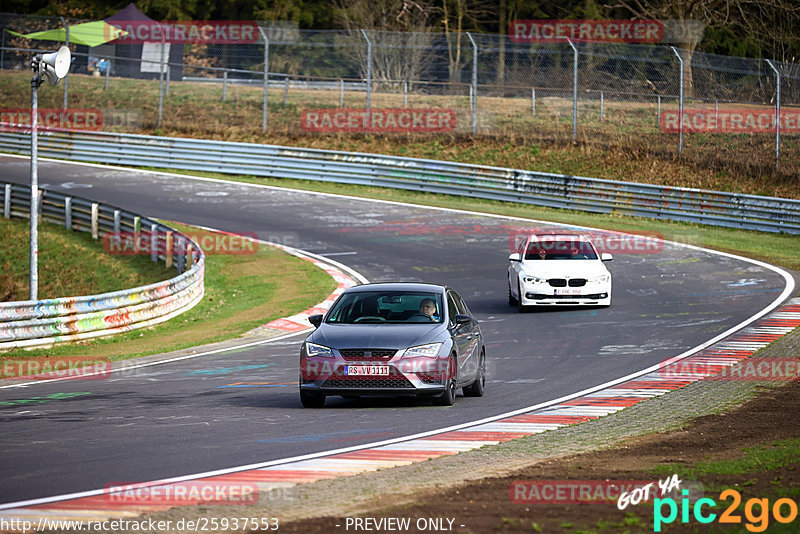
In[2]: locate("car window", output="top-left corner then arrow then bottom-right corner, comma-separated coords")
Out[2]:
453,292 -> 471,316
326,291 -> 444,324
525,239 -> 598,260
446,293 -> 460,324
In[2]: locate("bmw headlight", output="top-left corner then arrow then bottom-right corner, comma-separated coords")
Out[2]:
305,342 -> 334,358
589,274 -> 610,283
523,276 -> 544,284
401,342 -> 443,359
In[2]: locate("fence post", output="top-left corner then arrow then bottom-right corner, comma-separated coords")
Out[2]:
166,60 -> 170,96
157,26 -> 166,129
3,184 -> 10,218
765,60 -> 781,171
403,81 -> 408,107
165,231 -> 174,269
600,91 -> 604,120
222,70 -> 228,101
339,78 -> 344,108
113,209 -> 121,237
133,216 -> 140,254
150,223 -> 158,262
531,88 -> 535,116
60,17 -> 69,111
467,32 -> 478,135
258,27 -> 269,133
714,100 -> 718,131
671,46 -> 684,155
657,95 -> 661,126
91,203 -> 99,240
284,75 -> 289,105
104,59 -> 110,90
567,39 -> 578,142
176,236 -> 185,273
65,197 -> 72,230
360,29 -> 372,128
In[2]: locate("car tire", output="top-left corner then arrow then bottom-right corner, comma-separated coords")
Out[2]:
508,279 -> 518,305
300,391 -> 325,408
463,351 -> 485,397
433,355 -> 457,406
517,281 -> 528,313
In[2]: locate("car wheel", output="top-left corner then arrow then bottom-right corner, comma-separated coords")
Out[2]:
463,351 -> 485,397
300,391 -> 325,408
508,279 -> 518,305
517,281 -> 527,313
433,355 -> 457,406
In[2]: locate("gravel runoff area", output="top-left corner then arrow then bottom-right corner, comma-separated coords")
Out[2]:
90,302 -> 800,534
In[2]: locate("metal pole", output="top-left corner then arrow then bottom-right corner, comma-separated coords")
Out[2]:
166,59 -> 170,96
30,75 -> 40,300
60,17 -> 68,110
467,32 -> 478,135
403,81 -> 408,107
600,91 -> 604,120
531,87 -> 535,116
766,60 -> 781,171
283,75 -> 289,105
360,29 -> 372,129
568,39 -> 578,142
657,95 -> 661,126
2,30 -> 6,71
714,100 -> 718,131
258,27 -> 268,133
339,78 -> 344,107
157,27 -> 165,129
671,46 -> 684,155
222,70 -> 228,101
104,58 -> 110,90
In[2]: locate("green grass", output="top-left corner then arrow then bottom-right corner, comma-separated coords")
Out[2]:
0,217 -> 172,301
2,220 -> 336,360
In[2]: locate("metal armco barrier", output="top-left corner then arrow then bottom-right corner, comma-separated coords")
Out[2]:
0,181 -> 205,350
1,129 -> 799,234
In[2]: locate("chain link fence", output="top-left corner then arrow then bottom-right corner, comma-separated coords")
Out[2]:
1,12 -> 798,178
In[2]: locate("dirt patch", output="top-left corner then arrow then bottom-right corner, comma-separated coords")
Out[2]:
280,380 -> 800,533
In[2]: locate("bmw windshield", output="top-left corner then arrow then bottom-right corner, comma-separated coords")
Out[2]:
326,291 -> 444,324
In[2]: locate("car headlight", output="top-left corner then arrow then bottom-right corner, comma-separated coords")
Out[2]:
305,342 -> 334,358
401,342 -> 443,359
523,276 -> 544,284
589,274 -> 610,283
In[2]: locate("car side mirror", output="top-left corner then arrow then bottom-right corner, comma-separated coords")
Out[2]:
508,253 -> 521,262
454,314 -> 472,325
601,253 -> 613,262
308,314 -> 323,328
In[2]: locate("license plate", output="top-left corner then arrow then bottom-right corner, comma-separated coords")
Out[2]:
344,365 -> 390,376
554,288 -> 582,295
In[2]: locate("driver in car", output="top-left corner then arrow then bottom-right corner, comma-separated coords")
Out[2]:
419,298 -> 440,321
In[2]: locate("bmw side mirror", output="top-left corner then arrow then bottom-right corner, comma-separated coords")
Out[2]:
601,253 -> 613,262
454,314 -> 472,325
508,253 -> 521,262
308,314 -> 323,328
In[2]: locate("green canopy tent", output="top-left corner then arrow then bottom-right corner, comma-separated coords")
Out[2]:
7,20 -> 128,47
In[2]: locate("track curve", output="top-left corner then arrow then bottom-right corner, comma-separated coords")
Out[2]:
0,155 -> 793,505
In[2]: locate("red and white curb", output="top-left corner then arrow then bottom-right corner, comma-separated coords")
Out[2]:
2,298 -> 798,523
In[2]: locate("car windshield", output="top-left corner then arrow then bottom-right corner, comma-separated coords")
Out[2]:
326,291 -> 444,324
525,240 -> 598,260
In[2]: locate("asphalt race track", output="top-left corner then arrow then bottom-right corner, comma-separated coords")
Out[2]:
0,155 -> 793,505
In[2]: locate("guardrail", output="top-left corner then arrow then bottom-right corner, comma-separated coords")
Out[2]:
1,129 -> 799,234
0,181 -> 204,350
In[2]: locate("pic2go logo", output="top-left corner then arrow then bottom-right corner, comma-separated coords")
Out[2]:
654,489 -> 799,532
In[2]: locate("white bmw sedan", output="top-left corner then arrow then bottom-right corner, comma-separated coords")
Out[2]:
508,234 -> 613,310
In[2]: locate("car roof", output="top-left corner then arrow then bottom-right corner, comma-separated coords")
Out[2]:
344,282 -> 447,293
527,233 -> 591,242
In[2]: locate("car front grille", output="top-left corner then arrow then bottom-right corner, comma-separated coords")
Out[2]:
339,349 -> 397,361
547,278 -> 587,287
322,367 -> 414,389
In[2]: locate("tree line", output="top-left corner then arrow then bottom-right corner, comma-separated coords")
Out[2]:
6,0 -> 800,63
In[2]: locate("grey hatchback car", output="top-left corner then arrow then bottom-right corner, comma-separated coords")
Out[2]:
299,283 -> 486,408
